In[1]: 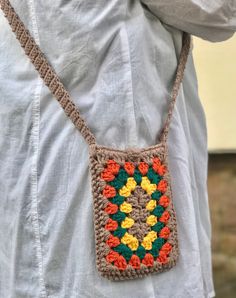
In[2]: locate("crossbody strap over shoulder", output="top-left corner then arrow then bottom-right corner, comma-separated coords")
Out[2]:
0,0 -> 192,147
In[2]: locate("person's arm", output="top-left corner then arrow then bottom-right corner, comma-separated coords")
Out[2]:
141,0 -> 236,42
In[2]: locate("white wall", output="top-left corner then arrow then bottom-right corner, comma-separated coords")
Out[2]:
193,35 -> 236,153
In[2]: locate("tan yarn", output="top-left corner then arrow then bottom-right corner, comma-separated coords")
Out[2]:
0,0 -> 192,281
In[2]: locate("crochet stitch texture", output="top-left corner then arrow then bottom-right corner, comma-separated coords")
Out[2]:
89,143 -> 179,280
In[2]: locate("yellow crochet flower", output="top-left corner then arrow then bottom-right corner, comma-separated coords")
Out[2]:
141,238 -> 152,250
146,199 -> 156,211
128,237 -> 139,251
121,232 -> 133,245
126,177 -> 137,191
146,184 -> 157,195
120,202 -> 132,213
146,215 -> 157,226
141,176 -> 156,195
141,176 -> 149,189
146,231 -> 157,242
121,217 -> 134,228
119,178 -> 137,198
119,186 -> 131,197
121,233 -> 139,250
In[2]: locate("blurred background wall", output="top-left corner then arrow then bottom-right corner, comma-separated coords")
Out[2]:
193,35 -> 236,298
193,35 -> 236,153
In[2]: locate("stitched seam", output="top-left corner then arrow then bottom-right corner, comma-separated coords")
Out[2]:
28,0 -> 47,297
31,82 -> 47,298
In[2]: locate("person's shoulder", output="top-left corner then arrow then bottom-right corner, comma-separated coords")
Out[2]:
140,0 -> 236,42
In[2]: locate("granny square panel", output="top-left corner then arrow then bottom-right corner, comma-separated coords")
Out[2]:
89,144 -> 179,281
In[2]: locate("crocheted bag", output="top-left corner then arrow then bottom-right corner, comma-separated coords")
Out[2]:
0,0 -> 192,281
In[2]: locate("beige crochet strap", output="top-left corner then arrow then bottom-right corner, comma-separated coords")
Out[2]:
0,0 -> 191,148
159,32 -> 191,144
0,0 -> 96,146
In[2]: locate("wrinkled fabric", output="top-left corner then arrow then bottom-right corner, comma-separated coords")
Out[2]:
0,1 -> 235,297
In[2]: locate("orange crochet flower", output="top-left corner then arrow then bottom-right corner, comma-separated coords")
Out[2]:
114,255 -> 127,270
159,211 -> 170,224
159,195 -> 170,208
105,218 -> 118,231
124,162 -> 135,176
104,202 -> 118,214
157,180 -> 168,193
138,162 -> 149,175
159,226 -> 170,239
106,250 -> 120,263
152,157 -> 161,172
161,242 -> 172,255
106,235 -> 120,248
107,160 -> 120,175
157,165 -> 167,176
129,255 -> 141,269
157,250 -> 168,264
101,168 -> 115,182
102,185 -> 116,198
142,253 -> 154,267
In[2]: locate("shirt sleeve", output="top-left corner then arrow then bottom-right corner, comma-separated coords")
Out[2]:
141,0 -> 236,42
